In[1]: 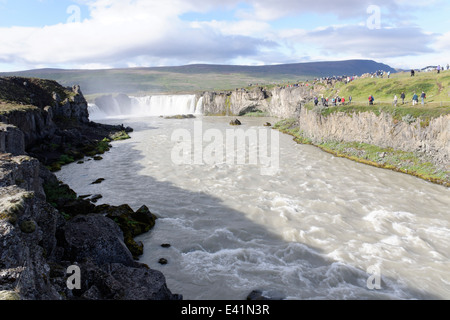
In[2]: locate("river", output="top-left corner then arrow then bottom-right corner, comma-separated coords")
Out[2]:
56,115 -> 450,300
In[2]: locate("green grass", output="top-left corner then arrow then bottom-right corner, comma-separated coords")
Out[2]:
304,102 -> 450,127
318,141 -> 449,185
109,130 -> 131,141
274,119 -> 313,144
242,110 -> 270,117
0,101 -> 38,114
304,71 -> 450,126
321,70 -> 450,105
0,77 -> 76,108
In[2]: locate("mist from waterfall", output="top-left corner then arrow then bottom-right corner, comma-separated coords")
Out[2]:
89,94 -> 204,120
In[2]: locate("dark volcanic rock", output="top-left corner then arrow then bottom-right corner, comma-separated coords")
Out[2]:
247,290 -> 285,300
63,214 -> 137,268
94,204 -> 157,259
230,119 -> 242,126
91,178 -> 105,185
0,77 -> 181,300
108,263 -> 180,300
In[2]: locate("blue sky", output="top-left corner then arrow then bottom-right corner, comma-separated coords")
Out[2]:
0,0 -> 449,71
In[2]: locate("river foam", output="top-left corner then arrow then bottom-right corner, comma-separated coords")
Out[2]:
56,115 -> 450,300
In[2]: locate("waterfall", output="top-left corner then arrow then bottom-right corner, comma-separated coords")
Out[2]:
196,96 -> 204,115
88,94 -> 204,120
88,103 -> 108,120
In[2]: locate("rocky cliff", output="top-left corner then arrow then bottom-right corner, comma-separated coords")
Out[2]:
297,108 -> 450,168
198,82 -> 449,184
0,77 -> 180,300
201,85 -> 315,117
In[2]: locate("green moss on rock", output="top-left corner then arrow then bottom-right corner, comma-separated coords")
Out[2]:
95,204 -> 157,259
20,220 -> 36,233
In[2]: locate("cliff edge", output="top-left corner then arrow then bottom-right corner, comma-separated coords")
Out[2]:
0,77 -> 180,300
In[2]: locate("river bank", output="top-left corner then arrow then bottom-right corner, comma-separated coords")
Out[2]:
273,116 -> 449,187
0,77 -> 181,300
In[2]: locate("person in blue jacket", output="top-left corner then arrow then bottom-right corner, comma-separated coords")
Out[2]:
412,92 -> 419,105
420,91 -> 426,105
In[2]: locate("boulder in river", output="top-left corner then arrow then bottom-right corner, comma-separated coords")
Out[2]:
230,119 -> 242,126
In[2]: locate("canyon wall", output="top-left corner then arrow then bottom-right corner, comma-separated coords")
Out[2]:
0,77 -> 179,300
200,85 -> 448,168
201,85 -> 316,118
297,108 -> 450,167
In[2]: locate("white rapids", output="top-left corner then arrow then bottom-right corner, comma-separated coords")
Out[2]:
56,115 -> 450,300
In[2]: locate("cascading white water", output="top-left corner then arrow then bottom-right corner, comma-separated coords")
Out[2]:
56,116 -> 450,301
196,97 -> 204,115
88,95 -> 203,120
87,103 -> 103,118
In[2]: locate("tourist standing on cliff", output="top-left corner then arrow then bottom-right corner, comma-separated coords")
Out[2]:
437,65 -> 441,74
412,92 -> 419,105
393,95 -> 398,106
401,92 -> 406,104
421,91 -> 426,105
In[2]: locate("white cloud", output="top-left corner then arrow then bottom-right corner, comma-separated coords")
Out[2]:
0,0 -> 447,70
190,19 -> 271,37
235,0 -> 406,21
276,24 -> 437,62
434,31 -> 450,51
0,0 -> 277,69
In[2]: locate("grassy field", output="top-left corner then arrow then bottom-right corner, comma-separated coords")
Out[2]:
320,69 -> 450,105
301,70 -> 450,124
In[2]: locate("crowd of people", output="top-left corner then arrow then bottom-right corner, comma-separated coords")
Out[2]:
314,95 -> 353,107
311,64 -> 449,109
366,70 -> 391,78
393,91 -> 427,106
252,64 -> 447,109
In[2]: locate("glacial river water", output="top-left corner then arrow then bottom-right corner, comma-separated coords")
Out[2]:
56,116 -> 450,300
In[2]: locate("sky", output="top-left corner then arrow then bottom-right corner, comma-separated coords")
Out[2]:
0,0 -> 449,72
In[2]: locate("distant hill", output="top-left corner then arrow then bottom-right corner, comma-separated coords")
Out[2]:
0,60 -> 396,97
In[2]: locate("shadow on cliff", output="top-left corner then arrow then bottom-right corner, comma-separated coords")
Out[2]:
58,117 -> 443,301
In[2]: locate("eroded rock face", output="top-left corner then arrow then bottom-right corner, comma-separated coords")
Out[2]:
298,108 -> 450,167
0,124 -> 25,156
62,214 -> 137,268
0,78 -> 180,301
0,157 -> 66,299
0,157 -> 180,300
201,86 -> 313,118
